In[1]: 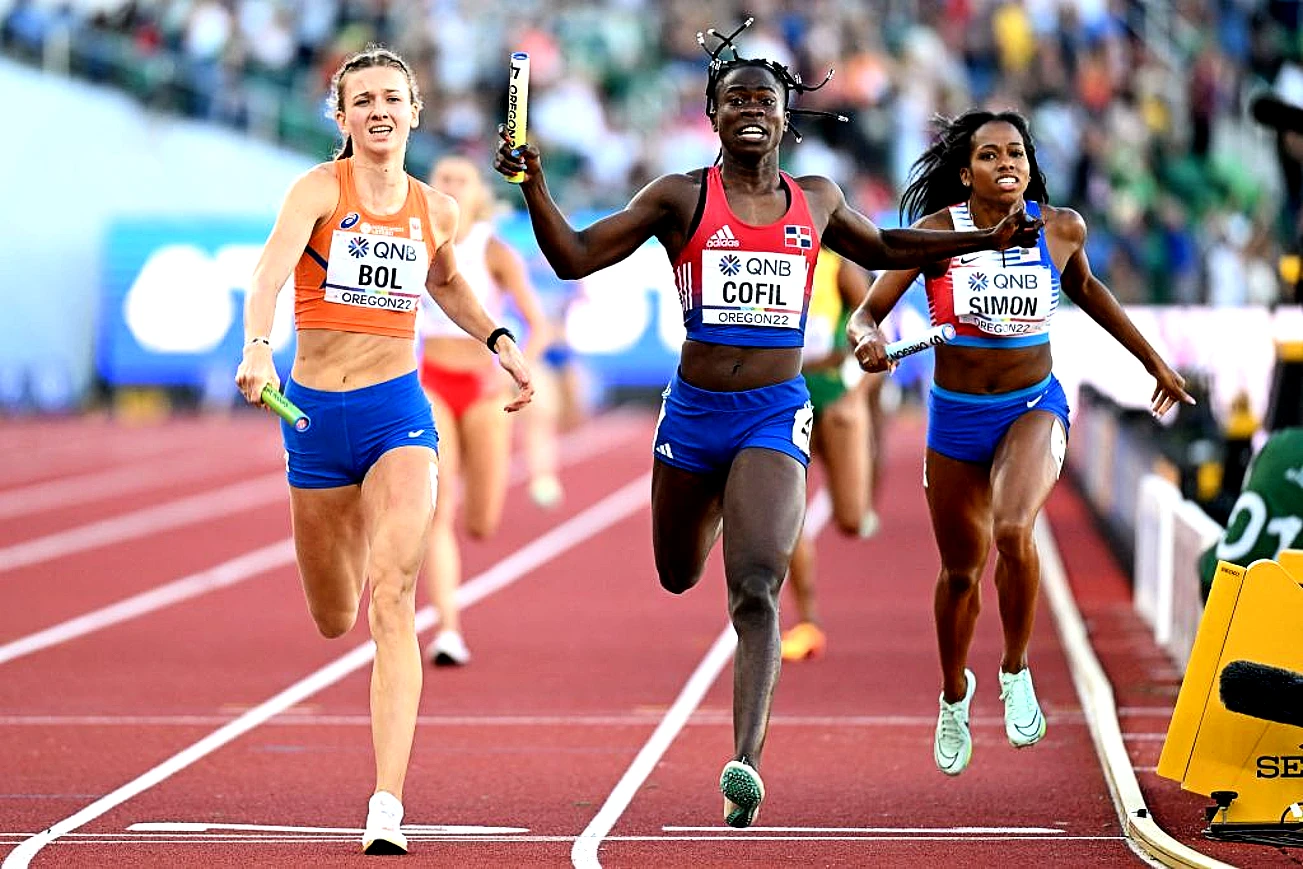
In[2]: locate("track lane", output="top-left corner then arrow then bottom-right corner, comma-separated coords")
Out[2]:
0,410 -> 1169,867
1,429 -> 657,866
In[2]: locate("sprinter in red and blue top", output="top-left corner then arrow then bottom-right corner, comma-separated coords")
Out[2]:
847,110 -> 1193,780
493,20 -> 1041,830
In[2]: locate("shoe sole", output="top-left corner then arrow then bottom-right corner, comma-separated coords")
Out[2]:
719,761 -> 765,828
362,830 -> 408,855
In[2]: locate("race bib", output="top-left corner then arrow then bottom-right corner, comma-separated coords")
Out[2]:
951,265 -> 1053,336
323,230 -> 428,312
701,250 -> 806,329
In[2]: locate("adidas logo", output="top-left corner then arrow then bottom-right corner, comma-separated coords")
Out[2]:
705,224 -> 740,248
655,442 -> 674,460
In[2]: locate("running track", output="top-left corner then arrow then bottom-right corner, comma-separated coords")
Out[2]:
0,408 -> 1285,867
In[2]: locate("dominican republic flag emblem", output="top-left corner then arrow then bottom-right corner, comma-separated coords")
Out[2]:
784,225 -> 812,250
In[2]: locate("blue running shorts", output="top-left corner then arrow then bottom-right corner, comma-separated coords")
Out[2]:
652,371 -> 813,474
927,373 -> 1070,464
282,370 -> 439,488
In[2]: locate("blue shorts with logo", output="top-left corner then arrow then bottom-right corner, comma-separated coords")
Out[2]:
652,371 -> 813,474
927,373 -> 1070,464
282,370 -> 439,488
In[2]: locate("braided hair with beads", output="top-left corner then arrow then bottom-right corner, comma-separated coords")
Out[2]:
698,18 -> 846,147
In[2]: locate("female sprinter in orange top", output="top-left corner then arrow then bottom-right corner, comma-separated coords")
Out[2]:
419,155 -> 551,667
234,46 -> 531,855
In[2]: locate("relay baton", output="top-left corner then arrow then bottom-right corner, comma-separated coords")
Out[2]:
505,52 -> 530,183
884,324 -> 956,361
260,384 -> 310,432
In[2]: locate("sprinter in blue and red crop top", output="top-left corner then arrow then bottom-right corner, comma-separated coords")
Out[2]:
493,21 -> 1042,830
846,109 -> 1193,779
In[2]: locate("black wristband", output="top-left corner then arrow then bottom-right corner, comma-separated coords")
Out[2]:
486,326 -> 515,354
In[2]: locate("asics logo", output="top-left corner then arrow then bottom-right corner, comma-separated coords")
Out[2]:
1026,393 -> 1044,409
705,224 -> 740,248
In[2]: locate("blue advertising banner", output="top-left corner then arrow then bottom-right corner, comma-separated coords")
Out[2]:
98,218 -> 297,390
96,213 -> 683,395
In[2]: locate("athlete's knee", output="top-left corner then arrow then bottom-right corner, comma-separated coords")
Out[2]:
937,567 -> 981,598
992,517 -> 1036,561
657,564 -> 702,595
464,515 -> 500,540
310,606 -> 358,639
367,571 -> 418,637
727,569 -> 780,623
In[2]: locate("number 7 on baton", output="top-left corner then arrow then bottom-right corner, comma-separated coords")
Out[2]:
261,384 -> 311,432
505,52 -> 530,184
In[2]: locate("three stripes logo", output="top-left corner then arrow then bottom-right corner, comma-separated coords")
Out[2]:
706,224 -> 740,248
655,442 -> 674,460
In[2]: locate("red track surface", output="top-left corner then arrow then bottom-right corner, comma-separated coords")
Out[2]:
0,408 -> 1277,867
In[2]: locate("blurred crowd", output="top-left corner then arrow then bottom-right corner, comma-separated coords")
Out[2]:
4,0 -> 1303,304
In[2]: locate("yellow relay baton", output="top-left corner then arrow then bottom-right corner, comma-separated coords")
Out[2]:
260,384 -> 311,432
505,52 -> 530,184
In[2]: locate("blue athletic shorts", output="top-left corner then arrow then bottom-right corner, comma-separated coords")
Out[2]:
652,371 -> 813,474
282,371 -> 439,488
927,373 -> 1070,464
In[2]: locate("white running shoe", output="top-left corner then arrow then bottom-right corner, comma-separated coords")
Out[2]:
362,791 -> 408,855
858,509 -> 880,539
999,667 -> 1047,748
427,630 -> 471,667
934,669 -> 975,776
529,474 -> 564,509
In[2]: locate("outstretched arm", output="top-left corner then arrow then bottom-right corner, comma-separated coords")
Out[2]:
426,192 -> 533,411
846,269 -> 919,373
487,235 -> 552,359
815,177 -> 1042,271
492,126 -> 676,279
1055,208 -> 1193,417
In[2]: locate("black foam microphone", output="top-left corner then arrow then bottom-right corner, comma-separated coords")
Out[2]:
1219,660 -> 1303,729
1250,93 -> 1303,135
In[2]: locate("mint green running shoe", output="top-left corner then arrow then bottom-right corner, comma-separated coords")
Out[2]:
719,759 -> 765,828
934,669 -> 975,776
999,667 -> 1047,748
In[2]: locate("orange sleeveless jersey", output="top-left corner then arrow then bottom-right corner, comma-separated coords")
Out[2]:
294,158 -> 440,339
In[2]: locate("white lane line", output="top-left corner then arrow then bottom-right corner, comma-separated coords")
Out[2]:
0,454 -> 262,520
1,471 -> 651,869
0,476 -> 286,575
663,825 -> 1066,834
571,489 -> 832,869
1035,518 -> 1232,869
0,415 -> 645,664
0,541 -> 294,666
0,833 -> 1130,845
0,712 -> 1085,727
127,822 -> 527,834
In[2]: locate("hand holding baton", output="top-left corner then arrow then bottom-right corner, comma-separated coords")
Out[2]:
260,384 -> 311,432
884,324 -> 956,361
